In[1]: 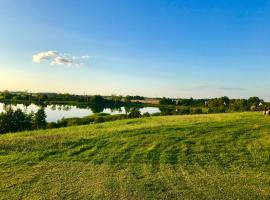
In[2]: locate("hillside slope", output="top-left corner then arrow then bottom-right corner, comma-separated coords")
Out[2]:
0,112 -> 269,199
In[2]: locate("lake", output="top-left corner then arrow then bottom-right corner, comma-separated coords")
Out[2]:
0,103 -> 161,122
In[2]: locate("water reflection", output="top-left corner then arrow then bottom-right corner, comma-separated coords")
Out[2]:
0,103 -> 161,122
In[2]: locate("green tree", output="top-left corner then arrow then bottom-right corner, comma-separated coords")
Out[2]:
128,108 -> 142,118
3,90 -> 12,100
38,94 -> 48,102
90,95 -> 105,104
247,97 -> 261,106
124,95 -> 132,103
0,109 -> 14,133
0,108 -> 33,134
159,97 -> 176,105
111,95 -> 122,103
33,108 -> 47,129
221,96 -> 230,106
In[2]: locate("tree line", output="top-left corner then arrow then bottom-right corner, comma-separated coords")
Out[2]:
159,96 -> 264,113
0,91 -> 149,106
0,91 -> 125,105
2,91 -> 264,112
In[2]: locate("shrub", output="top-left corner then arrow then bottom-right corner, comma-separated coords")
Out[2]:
128,108 -> 142,118
142,112 -> 150,117
208,106 -> 226,113
47,122 -> 59,129
208,108 -> 214,113
151,112 -> 162,116
67,119 -> 80,126
94,116 -> 105,123
191,108 -> 203,114
177,107 -> 190,115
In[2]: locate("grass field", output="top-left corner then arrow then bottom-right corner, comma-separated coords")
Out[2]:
0,112 -> 269,199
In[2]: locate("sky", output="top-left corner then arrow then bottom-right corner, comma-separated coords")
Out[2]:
1,0 -> 270,100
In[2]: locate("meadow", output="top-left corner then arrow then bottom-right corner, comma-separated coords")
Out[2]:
0,112 -> 269,199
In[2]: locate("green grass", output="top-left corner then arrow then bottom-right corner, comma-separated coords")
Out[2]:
0,112 -> 269,199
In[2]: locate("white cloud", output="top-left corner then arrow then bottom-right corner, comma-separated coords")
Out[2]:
32,51 -> 90,66
51,56 -> 74,66
33,51 -> 58,63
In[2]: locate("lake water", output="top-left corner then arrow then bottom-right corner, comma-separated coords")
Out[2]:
0,103 -> 161,122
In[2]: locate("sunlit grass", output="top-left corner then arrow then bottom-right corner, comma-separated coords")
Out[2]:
0,112 -> 269,199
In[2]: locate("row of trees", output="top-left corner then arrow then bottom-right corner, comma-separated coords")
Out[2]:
1,91 -> 265,109
159,96 -> 263,112
159,97 -> 176,105
0,108 -> 47,134
0,91 -> 146,105
0,91 -> 83,103
124,95 -> 145,103
159,98 -> 207,107
0,91 -> 108,104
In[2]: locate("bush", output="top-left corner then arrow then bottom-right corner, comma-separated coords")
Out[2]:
94,116 -> 105,123
208,108 -> 214,114
208,106 -> 226,113
128,108 -> 142,118
151,113 -> 162,116
216,106 -> 226,113
67,119 -> 80,126
191,108 -> 203,114
176,107 -> 190,115
142,112 -> 150,117
47,122 -> 59,129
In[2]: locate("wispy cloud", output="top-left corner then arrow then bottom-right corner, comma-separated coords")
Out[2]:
32,51 -> 90,66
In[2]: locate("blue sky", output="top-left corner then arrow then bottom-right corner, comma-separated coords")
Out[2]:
1,0 -> 270,100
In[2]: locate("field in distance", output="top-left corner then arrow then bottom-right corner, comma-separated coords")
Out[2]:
0,112 -> 269,199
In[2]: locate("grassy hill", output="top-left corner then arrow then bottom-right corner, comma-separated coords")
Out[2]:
0,112 -> 269,199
